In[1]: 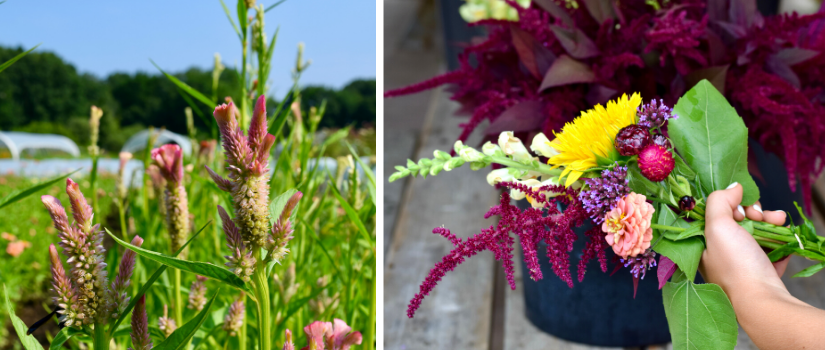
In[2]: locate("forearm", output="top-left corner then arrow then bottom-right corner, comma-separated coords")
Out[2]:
731,283 -> 825,349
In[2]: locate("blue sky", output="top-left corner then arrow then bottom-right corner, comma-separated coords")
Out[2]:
0,0 -> 376,98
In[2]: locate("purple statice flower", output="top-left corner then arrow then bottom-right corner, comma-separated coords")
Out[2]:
407,184 -> 596,318
152,144 -> 190,258
638,99 -> 678,128
129,295 -> 152,350
579,166 -> 630,224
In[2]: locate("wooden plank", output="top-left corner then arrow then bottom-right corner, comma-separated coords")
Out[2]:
384,93 -> 499,349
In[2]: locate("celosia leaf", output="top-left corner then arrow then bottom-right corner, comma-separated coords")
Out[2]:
510,26 -> 556,79
765,56 -> 801,88
3,284 -> 46,350
728,0 -> 761,28
105,228 -> 252,294
531,0 -> 573,26
670,80 -> 760,206
581,0 -> 615,24
792,262 -> 825,278
662,280 -> 737,350
153,288 -> 220,350
151,60 -> 216,109
0,168 -> 79,211
773,48 -> 820,66
483,100 -> 545,135
49,327 -> 85,350
549,25 -> 599,59
539,55 -> 596,91
657,256 -> 677,290
652,205 -> 704,282
270,189 -> 301,227
0,43 -> 40,74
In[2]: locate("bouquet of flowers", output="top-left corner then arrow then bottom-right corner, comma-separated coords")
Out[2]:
389,80 -> 825,349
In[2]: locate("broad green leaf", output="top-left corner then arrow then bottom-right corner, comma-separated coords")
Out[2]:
663,280 -> 737,350
670,79 -> 759,205
792,262 -> 825,278
328,175 -> 372,243
49,327 -> 85,350
108,222 -> 212,336
153,289 -> 220,350
0,168 -> 80,210
269,188 -> 300,227
652,205 -> 704,282
105,229 -> 252,294
151,60 -> 216,109
671,220 -> 705,241
0,44 -> 40,74
3,284 -> 46,350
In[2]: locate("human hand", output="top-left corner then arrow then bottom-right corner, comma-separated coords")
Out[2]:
699,182 -> 790,297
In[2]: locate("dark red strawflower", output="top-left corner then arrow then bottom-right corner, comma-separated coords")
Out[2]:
384,0 -> 825,211
407,183 -> 603,318
638,144 -> 675,182
615,125 -> 651,156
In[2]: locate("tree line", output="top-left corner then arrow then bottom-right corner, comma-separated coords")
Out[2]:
0,46 -> 375,154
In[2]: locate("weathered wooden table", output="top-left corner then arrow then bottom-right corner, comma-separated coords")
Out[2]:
383,89 -> 825,350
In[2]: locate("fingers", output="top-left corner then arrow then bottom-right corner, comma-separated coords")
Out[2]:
762,210 -> 788,227
706,182 -> 743,225
744,201 -> 763,222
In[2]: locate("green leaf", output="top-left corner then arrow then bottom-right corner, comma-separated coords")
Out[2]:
269,188 -> 300,227
672,153 -> 697,181
265,0 -> 287,12
107,222 -> 212,335
219,0 -> 242,40
0,44 -> 40,74
653,205 -> 704,281
662,280 -> 738,350
0,168 -> 80,211
670,79 -> 759,206
153,289 -> 220,350
345,141 -> 376,204
236,0 -> 248,37
49,327 -> 85,350
3,284 -> 46,350
671,220 -> 705,241
327,175 -> 373,243
105,229 -> 252,294
151,60 -> 216,109
792,262 -> 825,278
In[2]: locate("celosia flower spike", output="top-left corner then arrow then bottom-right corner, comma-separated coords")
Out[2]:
65,178 -> 93,231
188,276 -> 208,311
158,305 -> 177,338
152,144 -> 190,258
325,318 -> 363,350
304,321 -> 330,350
282,329 -> 295,350
48,244 -> 81,327
269,191 -> 302,263
129,295 -> 152,350
111,236 -> 144,318
223,297 -> 245,336
218,205 -> 256,282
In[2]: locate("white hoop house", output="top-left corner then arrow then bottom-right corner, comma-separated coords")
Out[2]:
0,131 -> 81,160
121,129 -> 192,156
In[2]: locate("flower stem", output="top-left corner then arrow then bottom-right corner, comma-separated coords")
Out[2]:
174,268 -> 183,326
239,292 -> 248,350
118,202 -> 128,240
252,257 -> 271,350
90,156 -> 99,211
93,322 -> 107,350
650,223 -> 686,232
491,156 -> 562,176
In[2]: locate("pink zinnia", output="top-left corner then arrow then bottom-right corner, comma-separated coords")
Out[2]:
602,193 -> 654,259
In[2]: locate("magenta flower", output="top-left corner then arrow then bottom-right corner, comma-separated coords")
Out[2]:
152,144 -> 190,257
298,318 -> 363,350
151,144 -> 184,185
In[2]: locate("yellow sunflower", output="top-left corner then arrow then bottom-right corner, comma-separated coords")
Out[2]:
547,93 -> 642,186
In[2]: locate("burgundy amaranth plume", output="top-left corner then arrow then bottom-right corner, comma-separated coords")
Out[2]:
208,95 -> 302,279
152,144 -> 190,258
406,182 -> 602,318
42,179 -> 144,327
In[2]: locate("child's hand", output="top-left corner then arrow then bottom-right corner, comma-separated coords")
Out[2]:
699,182 -> 789,296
